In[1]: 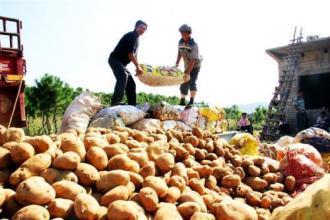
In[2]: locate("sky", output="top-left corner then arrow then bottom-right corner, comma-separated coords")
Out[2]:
1,0 -> 329,107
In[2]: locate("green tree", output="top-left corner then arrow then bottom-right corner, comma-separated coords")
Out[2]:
25,74 -> 75,134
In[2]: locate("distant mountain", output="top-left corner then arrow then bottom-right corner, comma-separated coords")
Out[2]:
238,101 -> 268,114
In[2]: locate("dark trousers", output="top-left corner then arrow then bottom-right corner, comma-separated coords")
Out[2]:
109,56 -> 136,106
180,67 -> 200,95
296,111 -> 307,132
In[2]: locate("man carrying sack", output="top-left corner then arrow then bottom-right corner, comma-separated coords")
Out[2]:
108,20 -> 147,106
175,24 -> 202,108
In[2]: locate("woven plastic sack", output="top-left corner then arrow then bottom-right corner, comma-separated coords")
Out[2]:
162,120 -> 177,131
199,107 -> 220,122
151,102 -> 181,121
180,107 -> 199,127
294,127 -> 330,143
89,115 -> 125,130
279,149 -> 325,189
276,135 -> 294,147
60,91 -> 102,133
130,118 -> 161,133
176,121 -> 192,132
277,143 -> 323,167
270,174 -> 330,220
229,133 -> 259,156
138,64 -> 184,87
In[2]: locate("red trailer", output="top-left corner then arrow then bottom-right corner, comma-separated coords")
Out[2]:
0,16 -> 26,127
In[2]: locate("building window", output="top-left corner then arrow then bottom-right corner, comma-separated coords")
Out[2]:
299,72 -> 330,110
324,48 -> 328,53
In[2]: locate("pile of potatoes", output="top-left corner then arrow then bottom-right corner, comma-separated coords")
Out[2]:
0,125 -> 296,220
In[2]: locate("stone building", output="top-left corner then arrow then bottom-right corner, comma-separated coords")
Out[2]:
266,36 -> 330,132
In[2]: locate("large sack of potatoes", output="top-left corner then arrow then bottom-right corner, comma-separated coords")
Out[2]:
60,91 -> 102,133
138,64 -> 185,86
270,174 -> 330,220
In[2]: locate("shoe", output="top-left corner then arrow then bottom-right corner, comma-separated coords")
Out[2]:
185,103 -> 193,109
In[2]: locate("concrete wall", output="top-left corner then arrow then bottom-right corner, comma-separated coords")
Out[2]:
278,48 -> 330,133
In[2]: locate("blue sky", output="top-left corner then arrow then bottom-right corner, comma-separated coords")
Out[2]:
1,0 -> 329,106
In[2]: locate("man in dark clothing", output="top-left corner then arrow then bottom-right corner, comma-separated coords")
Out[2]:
109,20 -> 147,106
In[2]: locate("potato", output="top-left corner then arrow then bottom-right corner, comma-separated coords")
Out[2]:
172,145 -> 190,161
146,140 -> 166,161
24,135 -> 54,153
284,175 -> 296,192
10,142 -> 35,164
178,201 -> 201,219
53,152 -> 80,170
104,132 -> 121,144
234,184 -> 252,197
184,135 -> 199,147
101,185 -> 130,206
242,158 -> 254,170
190,212 -> 215,220
84,135 -> 109,150
128,150 -> 149,167
245,177 -> 268,191
0,187 -> 5,207
86,147 -> 108,170
179,191 -> 207,212
16,176 -> 55,205
234,167 -> 245,180
154,203 -> 183,220
41,168 -> 78,184
192,127 -> 203,139
221,174 -> 241,188
205,175 -> 218,191
139,161 -> 156,179
2,189 -> 21,217
103,143 -> 129,158
97,206 -> 108,220
60,136 -> 86,160
172,162 -> 188,182
189,178 -> 206,195
74,193 -> 100,219
108,154 -> 140,173
269,183 -> 284,192
193,165 -> 213,178
143,176 -> 168,198
21,153 -> 52,174
256,208 -> 271,220
0,147 -> 11,168
215,199 -> 258,220
126,139 -> 143,149
9,167 -> 37,186
107,200 -> 145,220
262,173 -> 278,184
260,196 -> 272,209
127,172 -> 143,189
3,128 -> 24,143
12,205 -> 49,220
156,153 -> 175,173
139,187 -> 159,212
48,198 -> 74,218
75,163 -> 100,186
168,175 -> 187,192
246,191 -> 261,206
213,166 -> 233,179
0,125 -> 6,145
247,165 -> 261,177
52,180 -> 86,201
96,170 -> 130,193
164,186 -> 181,203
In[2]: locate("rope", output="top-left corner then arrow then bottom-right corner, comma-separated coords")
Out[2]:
8,78 -> 23,128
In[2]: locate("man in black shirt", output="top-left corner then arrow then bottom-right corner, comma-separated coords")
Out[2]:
109,20 -> 147,106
